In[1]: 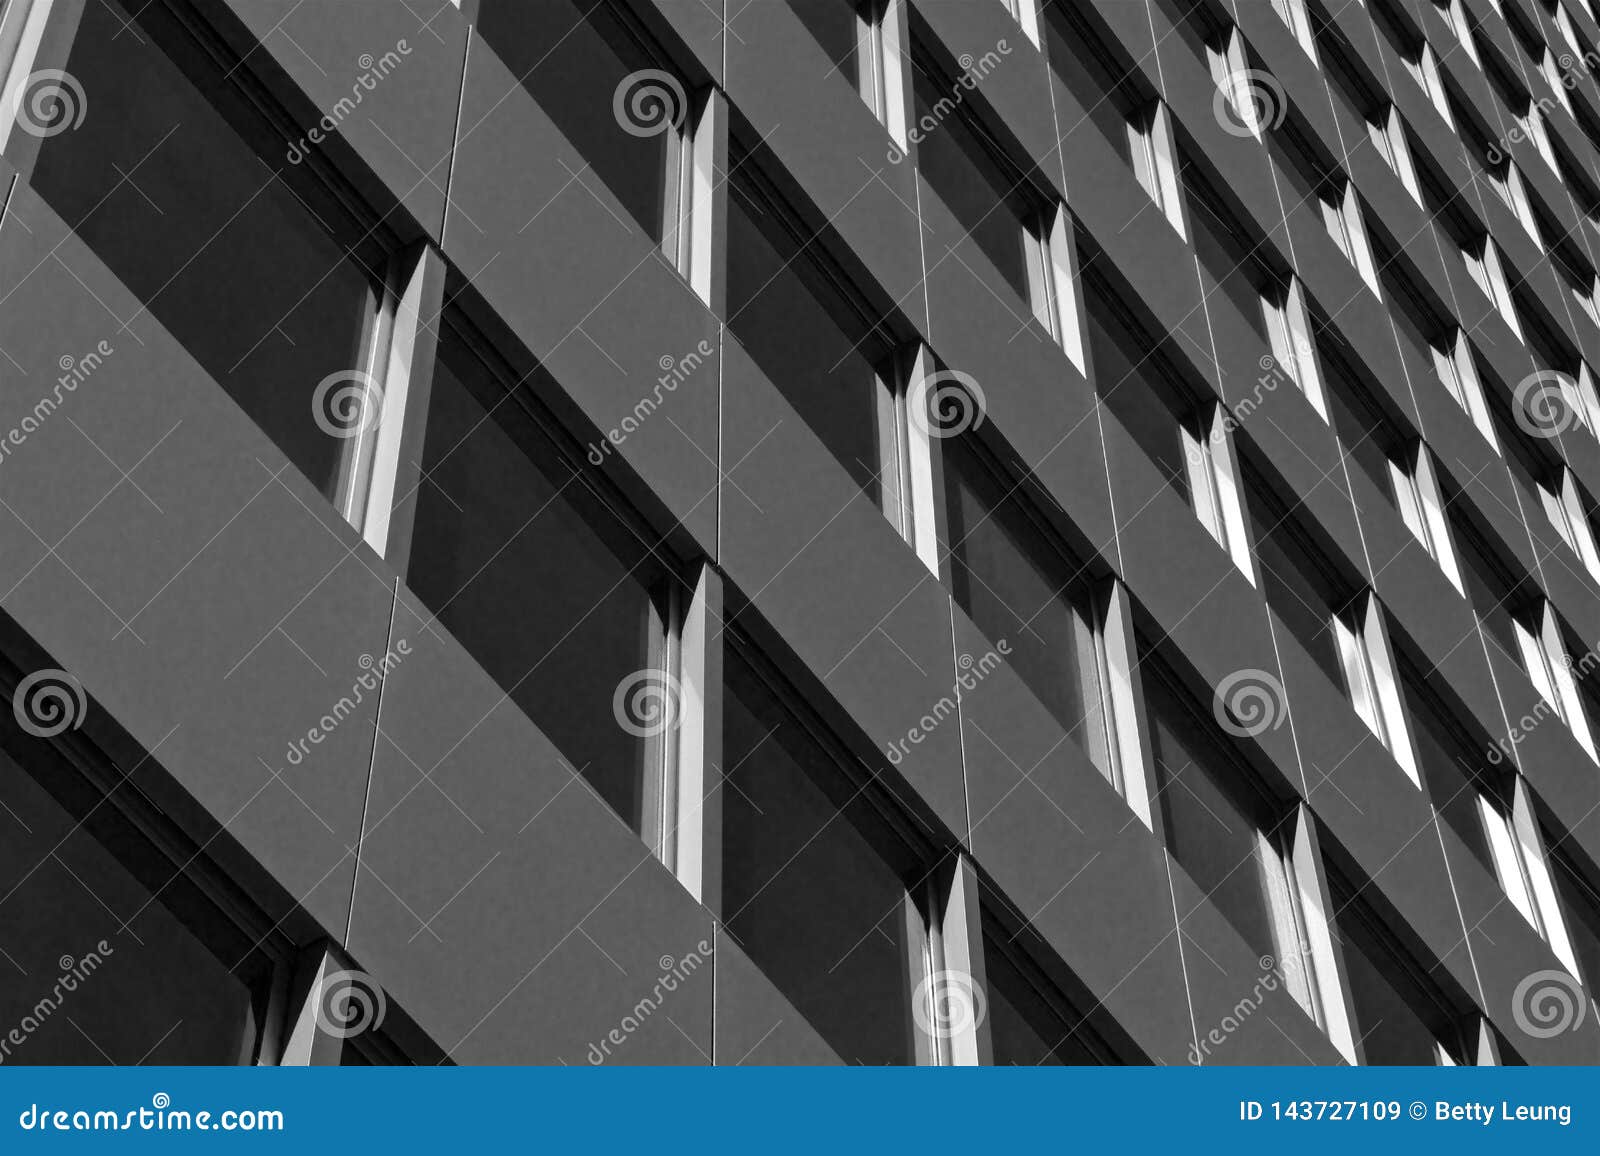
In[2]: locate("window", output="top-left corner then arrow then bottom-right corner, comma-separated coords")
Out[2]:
1271,0 -> 1320,64
407,321 -> 683,840
982,924 -> 1117,1063
941,438 -> 1131,795
1388,443 -> 1465,594
477,1 -> 700,271
1207,24 -> 1262,141
995,0 -> 1041,46
1333,595 -> 1418,781
1331,880 -> 1466,1064
1435,0 -> 1481,66
0,725 -> 274,1063
1521,101 -> 1560,172
1512,600 -> 1598,760
791,0 -> 898,135
727,154 -> 903,519
1431,330 -> 1499,450
1318,180 -> 1381,295
1127,102 -> 1186,238
1483,152 -> 1542,244
721,645 -> 926,1064
1182,405 -> 1255,583
1539,468 -> 1600,580
912,56 -> 1073,341
1462,236 -> 1523,340
30,0 -> 382,505
1555,1 -> 1583,59
1542,49 -> 1575,117
1368,104 -> 1421,204
1402,39 -> 1454,128
1261,277 -> 1328,419
1551,850 -> 1600,989
1144,663 -> 1324,1022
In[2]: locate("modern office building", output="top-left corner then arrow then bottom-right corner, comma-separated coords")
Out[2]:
0,0 -> 1597,1066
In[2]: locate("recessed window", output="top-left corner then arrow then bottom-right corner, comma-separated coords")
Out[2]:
1542,49 -> 1575,117
1521,100 -> 1560,172
1181,406 -> 1255,583
1434,0 -> 1481,66
727,154 -> 901,518
1402,39 -> 1453,128
1127,102 -> 1186,238
1388,442 -> 1465,594
1261,278 -> 1328,419
407,322 -> 680,838
1538,468 -> 1600,580
1485,157 -> 1542,244
790,0 -> 894,129
1555,1 -> 1584,58
1512,600 -> 1598,760
1318,179 -> 1380,295
941,437 -> 1128,793
1270,0 -> 1320,64
1207,24 -> 1261,141
721,646 -> 924,1065
30,0 -> 380,503
1430,330 -> 1499,450
1461,237 -> 1523,340
982,924 -> 1116,1063
1144,663 -> 1324,1022
0,738 -> 270,1063
994,0 -> 1041,46
1367,104 -> 1422,204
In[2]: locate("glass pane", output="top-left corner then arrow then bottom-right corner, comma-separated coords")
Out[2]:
942,438 -> 1108,772
30,0 -> 376,501
1250,495 -> 1346,690
0,750 -> 259,1064
1145,674 -> 1281,961
477,2 -> 678,245
1335,902 -> 1456,1064
408,327 -> 662,834
984,935 -> 1105,1065
1401,676 -> 1496,872
790,0 -> 865,99
726,177 -> 884,505
721,653 -> 917,1064
912,63 -> 1036,306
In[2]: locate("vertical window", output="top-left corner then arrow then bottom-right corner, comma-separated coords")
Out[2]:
1332,595 -> 1418,781
1271,0 -> 1320,64
1022,204 -> 1089,371
721,646 -> 926,1065
791,0 -> 892,128
1208,25 -> 1261,142
1462,237 -> 1523,340
1261,278 -> 1328,419
1430,330 -> 1499,450
1403,40 -> 1454,127
1368,105 -> 1421,204
1435,0 -> 1481,66
1522,101 -> 1560,172
1318,180 -> 1380,295
1332,881 -> 1466,1064
407,322 -> 681,840
1181,405 -> 1255,583
1144,664 -> 1324,1022
1542,49 -> 1575,117
1512,601 -> 1598,760
1388,443 -> 1465,594
30,0 -> 381,505
941,438 -> 1127,793
1555,2 -> 1583,60
983,925 -> 1117,1063
1126,102 -> 1186,238
995,0 -> 1041,46
1539,468 -> 1600,580
727,154 -> 900,519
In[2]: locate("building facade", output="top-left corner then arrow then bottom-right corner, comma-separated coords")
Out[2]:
0,0 -> 1598,1065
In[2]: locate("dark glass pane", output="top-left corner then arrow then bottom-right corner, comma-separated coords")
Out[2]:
31,0 -> 375,501
1249,488 -> 1345,689
1400,674 -> 1495,871
409,328 -> 661,833
477,2 -> 676,244
1335,902 -> 1456,1064
1323,356 -> 1397,500
911,62 -> 1034,305
941,438 -> 1106,766
1552,852 -> 1600,992
1454,525 -> 1523,669
726,181 -> 882,502
1145,674 -> 1279,961
721,654 -> 916,1064
0,751 -> 258,1064
985,936 -> 1105,1065
1084,275 -> 1188,492
790,0 -> 862,91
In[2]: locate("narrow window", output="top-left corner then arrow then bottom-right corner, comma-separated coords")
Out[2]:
1404,40 -> 1454,127
1319,180 -> 1380,295
1555,2 -> 1583,62
1463,237 -> 1523,340
1512,601 -> 1598,760
1539,468 -> 1600,579
1388,443 -> 1465,594
1523,101 -> 1560,172
1181,405 -> 1255,583
1430,330 -> 1499,450
1261,278 -> 1328,418
1127,102 -> 1186,237
1368,105 -> 1421,204
1435,0 -> 1481,66
791,0 -> 893,128
1208,25 -> 1262,141
1270,0 -> 1320,64
1542,49 -> 1574,117
995,0 -> 1041,46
